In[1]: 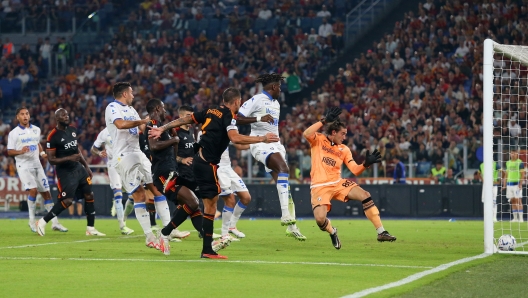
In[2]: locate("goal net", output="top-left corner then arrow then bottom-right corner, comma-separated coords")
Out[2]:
484,39 -> 528,254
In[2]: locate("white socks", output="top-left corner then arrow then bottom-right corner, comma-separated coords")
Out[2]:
28,195 -> 37,222
124,196 -> 134,220
134,202 -> 152,235
230,201 -> 247,229
113,189 -> 125,229
44,199 -> 59,225
376,226 -> 386,234
277,173 -> 290,217
222,206 -> 234,236
154,195 -> 171,226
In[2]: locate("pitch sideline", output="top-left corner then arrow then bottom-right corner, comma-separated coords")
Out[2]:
342,253 -> 491,298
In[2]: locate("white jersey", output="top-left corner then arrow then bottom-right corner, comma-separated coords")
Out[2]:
7,124 -> 43,169
93,127 -> 115,166
105,100 -> 142,157
238,91 -> 280,136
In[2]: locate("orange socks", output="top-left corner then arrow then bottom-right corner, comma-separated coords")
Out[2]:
363,198 -> 382,229
318,218 -> 335,234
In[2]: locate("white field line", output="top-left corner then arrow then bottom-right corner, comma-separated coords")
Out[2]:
0,256 -> 434,268
342,253 -> 491,298
0,235 -> 142,250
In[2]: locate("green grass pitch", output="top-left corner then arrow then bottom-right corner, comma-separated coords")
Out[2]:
0,218 -> 526,297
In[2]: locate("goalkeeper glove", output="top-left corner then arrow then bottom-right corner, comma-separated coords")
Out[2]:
321,107 -> 342,124
363,149 -> 382,168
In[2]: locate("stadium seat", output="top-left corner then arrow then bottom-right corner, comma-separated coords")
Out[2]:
254,18 -> 267,31
187,19 -> 198,36
265,18 -> 277,34
197,19 -> 209,32
301,17 -> 312,32
312,17 -> 323,30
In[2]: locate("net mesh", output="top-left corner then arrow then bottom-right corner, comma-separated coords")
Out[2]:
492,43 -> 528,252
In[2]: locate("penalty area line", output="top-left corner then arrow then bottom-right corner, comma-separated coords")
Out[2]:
0,256 -> 434,269
342,253 -> 491,298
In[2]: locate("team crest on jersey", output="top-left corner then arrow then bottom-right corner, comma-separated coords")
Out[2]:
72,132 -> 76,137
33,129 -> 38,134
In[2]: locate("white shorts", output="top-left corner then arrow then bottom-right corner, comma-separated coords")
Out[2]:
107,164 -> 122,190
218,166 -> 247,196
115,152 -> 153,194
506,185 -> 522,200
18,167 -> 49,192
481,185 -> 498,203
250,142 -> 286,173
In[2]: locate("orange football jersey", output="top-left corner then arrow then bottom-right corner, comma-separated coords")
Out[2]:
306,132 -> 366,187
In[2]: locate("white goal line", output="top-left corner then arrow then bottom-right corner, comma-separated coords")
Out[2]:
0,256 -> 434,269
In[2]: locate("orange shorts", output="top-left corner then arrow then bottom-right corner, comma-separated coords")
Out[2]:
310,179 -> 358,212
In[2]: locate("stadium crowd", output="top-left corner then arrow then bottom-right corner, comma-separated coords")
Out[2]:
0,0 -> 523,182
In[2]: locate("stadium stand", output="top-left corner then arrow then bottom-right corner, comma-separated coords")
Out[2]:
0,0 -> 515,183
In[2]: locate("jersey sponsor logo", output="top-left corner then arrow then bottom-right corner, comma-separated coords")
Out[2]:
64,140 -> 77,149
265,108 -> 279,116
21,137 -> 37,143
322,145 -> 343,158
322,156 -> 336,167
185,143 -> 193,149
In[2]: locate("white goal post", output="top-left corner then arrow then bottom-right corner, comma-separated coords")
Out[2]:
483,39 -> 528,255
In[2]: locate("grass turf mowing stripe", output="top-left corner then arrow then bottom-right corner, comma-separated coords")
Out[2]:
342,253 -> 491,298
0,256 -> 434,269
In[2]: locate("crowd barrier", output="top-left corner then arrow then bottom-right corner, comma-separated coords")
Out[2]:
0,177 -> 489,217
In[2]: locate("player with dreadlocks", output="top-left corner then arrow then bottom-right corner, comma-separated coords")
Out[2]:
237,73 -> 306,240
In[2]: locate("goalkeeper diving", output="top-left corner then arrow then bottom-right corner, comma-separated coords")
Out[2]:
302,107 -> 397,249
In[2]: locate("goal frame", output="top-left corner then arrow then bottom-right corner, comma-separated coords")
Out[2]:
483,38 -> 528,255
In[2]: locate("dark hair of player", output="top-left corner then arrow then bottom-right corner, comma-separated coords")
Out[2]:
255,73 -> 285,89
178,105 -> 194,113
15,106 -> 28,115
325,120 -> 346,135
146,98 -> 163,114
112,82 -> 132,98
222,87 -> 241,103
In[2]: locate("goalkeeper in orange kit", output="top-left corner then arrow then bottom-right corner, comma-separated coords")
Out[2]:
303,107 -> 397,249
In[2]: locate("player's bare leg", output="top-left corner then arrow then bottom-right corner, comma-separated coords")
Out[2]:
346,187 -> 396,242
313,205 -> 340,249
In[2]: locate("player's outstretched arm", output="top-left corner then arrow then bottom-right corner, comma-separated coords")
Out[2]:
236,113 -> 275,125
303,121 -> 323,140
148,135 -> 179,151
149,115 -> 194,139
46,149 -> 81,165
113,118 -> 149,130
227,130 -> 279,145
91,145 -> 107,158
